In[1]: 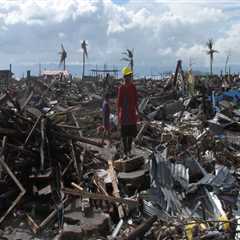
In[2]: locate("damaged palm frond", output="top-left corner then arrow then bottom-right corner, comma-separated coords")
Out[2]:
81,40 -> 88,79
206,39 -> 218,76
121,48 -> 134,72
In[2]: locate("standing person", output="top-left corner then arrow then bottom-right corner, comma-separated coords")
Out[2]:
117,67 -> 138,158
101,93 -> 111,145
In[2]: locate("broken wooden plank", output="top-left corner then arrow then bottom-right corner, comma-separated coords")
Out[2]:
108,160 -> 125,219
92,176 -> 109,196
24,115 -> 42,146
62,154 -> 74,177
0,137 -> 26,224
20,90 -> 33,111
69,140 -> 81,183
64,187 -> 138,206
136,122 -> 148,142
57,124 -> 82,130
25,214 -> 39,234
25,198 -> 69,234
71,112 -> 83,137
55,131 -> 103,147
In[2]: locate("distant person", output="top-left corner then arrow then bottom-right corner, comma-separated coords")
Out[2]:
103,73 -> 110,93
101,93 -> 111,145
117,67 -> 138,158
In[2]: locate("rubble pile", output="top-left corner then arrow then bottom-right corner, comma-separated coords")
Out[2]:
1,75 -> 240,240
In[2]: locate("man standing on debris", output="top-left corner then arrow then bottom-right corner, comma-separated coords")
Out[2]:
117,66 -> 138,158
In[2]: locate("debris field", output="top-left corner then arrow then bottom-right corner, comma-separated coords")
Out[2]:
1,72 -> 240,240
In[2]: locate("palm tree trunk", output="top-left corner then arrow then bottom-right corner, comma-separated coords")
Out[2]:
82,52 -> 85,80
210,54 -> 213,76
225,56 -> 229,75
63,59 -> 66,71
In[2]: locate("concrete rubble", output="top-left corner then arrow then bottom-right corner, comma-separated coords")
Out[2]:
0,70 -> 240,240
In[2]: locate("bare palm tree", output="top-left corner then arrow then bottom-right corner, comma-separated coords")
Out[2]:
206,39 -> 218,76
225,50 -> 231,75
121,49 -> 134,72
59,44 -> 67,70
81,40 -> 88,80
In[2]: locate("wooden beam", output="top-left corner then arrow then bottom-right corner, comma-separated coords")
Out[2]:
108,160 -> 125,218
69,140 -> 81,183
55,131 -> 103,148
71,112 -> 83,137
63,187 -> 138,206
0,156 -> 26,224
20,90 -> 33,111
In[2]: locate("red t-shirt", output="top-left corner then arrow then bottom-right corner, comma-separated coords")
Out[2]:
117,82 -> 138,125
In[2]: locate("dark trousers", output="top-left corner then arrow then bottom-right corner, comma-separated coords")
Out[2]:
122,136 -> 133,155
121,125 -> 137,155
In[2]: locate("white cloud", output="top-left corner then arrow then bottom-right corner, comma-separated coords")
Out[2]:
215,23 -> 240,65
0,0 -> 98,25
0,0 -> 239,74
176,44 -> 207,66
158,47 -> 173,56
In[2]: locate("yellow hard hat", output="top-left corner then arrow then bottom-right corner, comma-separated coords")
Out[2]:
122,66 -> 133,77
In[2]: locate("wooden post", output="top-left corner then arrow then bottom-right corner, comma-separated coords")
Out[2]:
108,160 -> 125,219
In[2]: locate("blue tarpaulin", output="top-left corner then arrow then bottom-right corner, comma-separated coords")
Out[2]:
209,90 -> 240,104
209,90 -> 240,113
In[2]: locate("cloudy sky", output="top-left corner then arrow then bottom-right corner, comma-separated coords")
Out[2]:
0,0 -> 240,75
